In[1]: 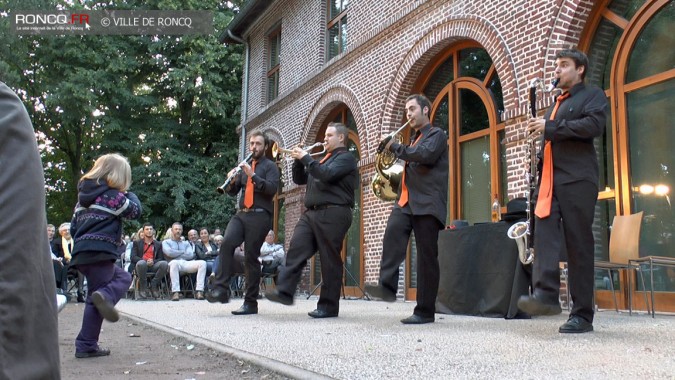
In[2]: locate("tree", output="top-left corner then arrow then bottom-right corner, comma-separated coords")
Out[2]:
0,0 -> 245,233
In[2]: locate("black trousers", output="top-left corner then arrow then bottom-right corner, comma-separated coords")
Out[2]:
380,208 -> 443,318
214,211 -> 271,305
276,206 -> 352,315
533,180 -> 597,322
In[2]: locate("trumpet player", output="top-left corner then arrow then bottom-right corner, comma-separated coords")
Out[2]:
366,94 -> 449,324
266,122 -> 358,318
518,49 -> 607,334
206,131 -> 280,316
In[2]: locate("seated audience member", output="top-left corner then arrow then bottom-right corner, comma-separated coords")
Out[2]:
259,230 -> 285,274
131,223 -> 168,299
49,224 -> 69,295
195,227 -> 218,277
53,222 -> 85,302
162,222 -> 207,301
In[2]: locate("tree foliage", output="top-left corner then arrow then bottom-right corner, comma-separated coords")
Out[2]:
0,0 -> 245,234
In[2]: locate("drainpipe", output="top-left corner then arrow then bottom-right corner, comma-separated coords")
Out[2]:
228,29 -> 249,161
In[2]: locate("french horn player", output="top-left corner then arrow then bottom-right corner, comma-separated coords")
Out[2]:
366,94 -> 449,325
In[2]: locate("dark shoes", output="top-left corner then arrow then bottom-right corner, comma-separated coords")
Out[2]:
308,309 -> 338,319
400,314 -> 434,324
91,291 -> 119,323
365,284 -> 396,302
265,290 -> 294,306
75,347 -> 111,359
206,289 -> 230,304
195,291 -> 205,300
559,315 -> 593,334
231,303 -> 258,315
517,295 -> 562,316
150,286 -> 160,299
77,292 -> 86,303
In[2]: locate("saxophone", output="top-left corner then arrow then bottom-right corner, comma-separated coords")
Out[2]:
507,78 -> 544,265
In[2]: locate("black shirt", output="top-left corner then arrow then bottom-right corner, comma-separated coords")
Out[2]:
228,155 -> 280,214
292,146 -> 358,208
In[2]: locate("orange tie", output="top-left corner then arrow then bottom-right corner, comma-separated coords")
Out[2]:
534,92 -> 570,219
398,133 -> 423,207
244,160 -> 256,208
320,152 -> 332,164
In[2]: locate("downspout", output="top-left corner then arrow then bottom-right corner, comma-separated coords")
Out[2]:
228,29 -> 249,161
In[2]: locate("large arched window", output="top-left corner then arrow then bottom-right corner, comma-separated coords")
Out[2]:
584,0 -> 674,308
309,105 -> 363,296
416,41 -> 506,225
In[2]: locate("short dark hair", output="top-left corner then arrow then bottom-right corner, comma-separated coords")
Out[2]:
250,130 -> 269,148
142,222 -> 153,229
327,122 -> 349,143
199,227 -> 209,234
555,48 -> 589,80
405,94 -> 431,117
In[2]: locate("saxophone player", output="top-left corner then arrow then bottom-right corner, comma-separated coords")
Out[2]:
518,49 -> 608,333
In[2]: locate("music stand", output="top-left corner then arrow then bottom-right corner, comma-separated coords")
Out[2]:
307,263 -> 370,300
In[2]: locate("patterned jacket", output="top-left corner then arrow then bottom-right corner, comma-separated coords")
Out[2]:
70,179 -> 142,266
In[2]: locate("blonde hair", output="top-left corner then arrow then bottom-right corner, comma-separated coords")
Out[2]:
80,153 -> 132,192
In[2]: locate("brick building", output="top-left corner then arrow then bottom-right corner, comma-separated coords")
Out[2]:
222,0 -> 674,312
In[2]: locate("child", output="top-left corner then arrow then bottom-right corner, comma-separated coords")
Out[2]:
69,153 -> 141,358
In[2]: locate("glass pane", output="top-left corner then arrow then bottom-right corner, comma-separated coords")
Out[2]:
345,184 -> 360,286
587,18 -> 622,91
423,55 -> 454,104
593,198 -> 616,289
409,233 -> 417,289
328,24 -> 339,59
340,17 -> 348,54
277,198 -> 286,244
458,88 -> 489,135
431,95 -> 449,137
597,96 -> 614,192
487,72 -> 504,122
267,73 -> 278,102
458,47 -> 491,81
346,108 -> 357,135
626,2 -> 675,83
499,130 -> 508,206
626,79 -> 674,263
460,136 -> 491,224
329,0 -> 341,20
608,0 -> 647,20
269,33 -> 280,68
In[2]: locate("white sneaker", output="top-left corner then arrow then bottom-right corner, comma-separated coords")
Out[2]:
56,294 -> 67,313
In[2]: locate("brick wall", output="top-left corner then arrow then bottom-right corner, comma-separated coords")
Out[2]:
234,0 -> 596,292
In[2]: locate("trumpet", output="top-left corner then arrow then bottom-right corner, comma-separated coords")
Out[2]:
216,152 -> 254,194
271,141 -> 327,160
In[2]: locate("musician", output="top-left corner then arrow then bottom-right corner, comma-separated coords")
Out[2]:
366,94 -> 449,324
206,130 -> 280,316
0,81 -> 60,378
266,122 -> 358,318
518,49 -> 607,333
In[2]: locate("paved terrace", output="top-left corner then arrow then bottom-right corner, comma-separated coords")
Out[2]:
118,297 -> 674,379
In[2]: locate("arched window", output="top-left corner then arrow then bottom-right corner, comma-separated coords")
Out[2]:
584,0 -> 674,305
416,42 -> 506,225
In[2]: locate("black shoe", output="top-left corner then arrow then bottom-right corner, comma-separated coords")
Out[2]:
365,284 -> 396,302
265,290 -> 294,306
206,288 -> 230,304
91,291 -> 119,322
150,286 -> 160,299
137,290 -> 150,300
77,293 -> 86,303
75,347 -> 111,358
308,309 -> 338,318
517,295 -> 562,316
231,303 -> 258,315
400,314 -> 434,324
559,315 -> 593,334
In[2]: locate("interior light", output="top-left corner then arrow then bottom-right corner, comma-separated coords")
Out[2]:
654,184 -> 670,196
639,184 -> 654,195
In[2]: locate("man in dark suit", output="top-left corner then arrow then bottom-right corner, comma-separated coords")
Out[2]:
0,81 -> 61,378
518,49 -> 607,333
366,94 -> 449,324
130,223 -> 168,299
